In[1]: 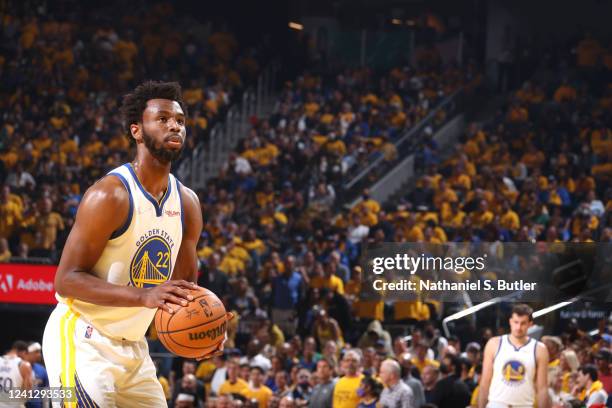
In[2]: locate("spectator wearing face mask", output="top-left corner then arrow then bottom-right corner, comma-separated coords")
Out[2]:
357,375 -> 384,408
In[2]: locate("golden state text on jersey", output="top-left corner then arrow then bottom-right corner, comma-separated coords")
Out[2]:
130,229 -> 177,288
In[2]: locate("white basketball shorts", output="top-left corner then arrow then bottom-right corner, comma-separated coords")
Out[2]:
42,302 -> 166,407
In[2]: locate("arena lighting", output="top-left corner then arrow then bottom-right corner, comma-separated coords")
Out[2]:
288,22 -> 303,30
391,19 -> 402,25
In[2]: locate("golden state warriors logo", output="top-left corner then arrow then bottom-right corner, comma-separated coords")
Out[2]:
130,236 -> 172,288
502,360 -> 526,385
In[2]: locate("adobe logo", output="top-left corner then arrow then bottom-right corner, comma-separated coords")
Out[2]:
0,274 -> 14,293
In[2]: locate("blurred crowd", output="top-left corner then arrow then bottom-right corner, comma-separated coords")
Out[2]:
155,326 -> 611,408
0,1 -> 262,260
13,316 -> 612,408
405,75 -> 611,244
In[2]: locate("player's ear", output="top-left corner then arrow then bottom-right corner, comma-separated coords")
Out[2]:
130,123 -> 142,143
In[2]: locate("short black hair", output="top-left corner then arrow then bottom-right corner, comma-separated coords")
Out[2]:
579,364 -> 598,382
11,340 -> 28,353
119,81 -> 186,146
511,304 -> 533,321
361,375 -> 383,397
317,357 -> 335,369
250,365 -> 265,374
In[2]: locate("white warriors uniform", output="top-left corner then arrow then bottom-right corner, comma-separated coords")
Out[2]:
488,335 -> 538,408
42,163 -> 185,408
0,355 -> 25,408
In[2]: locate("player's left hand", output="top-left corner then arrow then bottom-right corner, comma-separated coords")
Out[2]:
196,312 -> 234,361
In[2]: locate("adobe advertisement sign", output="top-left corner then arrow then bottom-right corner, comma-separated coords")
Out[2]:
0,264 -> 57,305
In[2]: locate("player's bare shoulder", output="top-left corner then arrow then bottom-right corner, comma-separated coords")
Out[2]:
484,336 -> 502,357
86,174 -> 131,207
486,336 -> 502,349
74,174 -> 131,232
178,184 -> 202,218
534,339 -> 549,360
178,183 -> 200,208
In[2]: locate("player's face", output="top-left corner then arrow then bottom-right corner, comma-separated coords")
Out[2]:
508,313 -> 532,338
140,99 -> 186,164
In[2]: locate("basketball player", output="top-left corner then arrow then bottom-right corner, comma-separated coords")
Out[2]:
42,81 -> 231,407
0,342 -> 33,408
478,304 -> 550,408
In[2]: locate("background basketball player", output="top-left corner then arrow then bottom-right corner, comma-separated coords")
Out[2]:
0,341 -> 33,408
42,81 -> 230,407
478,304 -> 550,408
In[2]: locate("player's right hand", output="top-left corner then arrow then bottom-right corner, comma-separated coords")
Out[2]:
139,280 -> 197,313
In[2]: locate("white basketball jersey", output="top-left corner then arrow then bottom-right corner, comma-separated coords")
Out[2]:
0,355 -> 24,408
488,335 -> 538,407
56,163 -> 184,341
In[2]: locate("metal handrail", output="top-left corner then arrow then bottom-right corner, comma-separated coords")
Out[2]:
344,88 -> 463,191
441,282 -> 612,338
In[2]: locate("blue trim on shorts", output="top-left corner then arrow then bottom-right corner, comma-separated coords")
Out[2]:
75,371 -> 100,408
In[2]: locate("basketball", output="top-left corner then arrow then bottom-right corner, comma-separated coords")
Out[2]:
155,286 -> 227,359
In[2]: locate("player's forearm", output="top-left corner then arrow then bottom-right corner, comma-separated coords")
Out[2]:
537,387 -> 549,408
477,383 -> 490,408
56,269 -> 143,307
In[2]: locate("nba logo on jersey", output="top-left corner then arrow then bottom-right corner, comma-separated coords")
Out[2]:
85,326 -> 93,339
130,234 -> 172,288
501,360 -> 526,385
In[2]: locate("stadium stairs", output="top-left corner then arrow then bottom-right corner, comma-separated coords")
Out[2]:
177,63 -> 280,189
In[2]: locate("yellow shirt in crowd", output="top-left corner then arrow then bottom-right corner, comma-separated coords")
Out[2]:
218,379 -> 248,396
242,385 -> 273,408
332,374 -> 364,408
